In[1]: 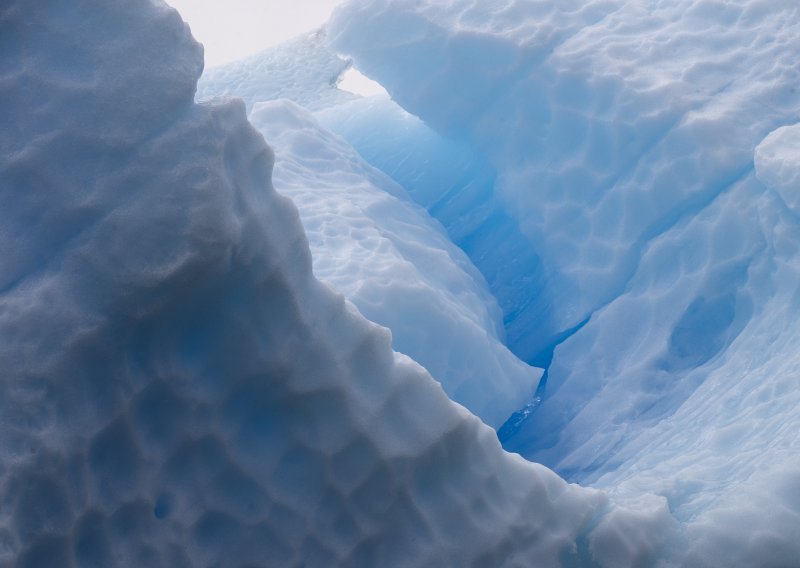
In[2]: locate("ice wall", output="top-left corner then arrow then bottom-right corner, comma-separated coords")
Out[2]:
329,0 -> 800,360
0,1 -> 643,565
199,34 -> 543,427
248,99 -> 539,428
328,0 -> 800,564
315,96 -> 555,366
200,34 -> 557,365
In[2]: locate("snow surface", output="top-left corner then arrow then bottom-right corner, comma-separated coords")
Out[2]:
5,0 -> 800,566
200,32 -> 543,429
756,123 -> 800,214
325,0 -> 800,564
0,0 -> 658,566
198,31 -> 358,113
248,99 -> 539,428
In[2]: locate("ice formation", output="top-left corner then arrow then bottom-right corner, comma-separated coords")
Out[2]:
197,31 -> 358,113
199,32 -> 542,428
325,0 -> 800,563
4,0 -> 800,566
247,99 -> 539,428
0,0 -> 640,566
755,123 -> 800,214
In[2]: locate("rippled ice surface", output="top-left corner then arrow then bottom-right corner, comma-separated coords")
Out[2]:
3,0 -> 800,566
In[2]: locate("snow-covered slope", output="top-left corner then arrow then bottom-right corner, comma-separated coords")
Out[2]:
0,1 -> 651,566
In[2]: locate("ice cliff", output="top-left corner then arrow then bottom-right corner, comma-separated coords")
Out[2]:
325,1 -> 800,564
3,0 -> 800,566
0,0 -> 630,566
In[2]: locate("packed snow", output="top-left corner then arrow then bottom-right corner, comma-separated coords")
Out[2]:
3,0 -> 800,566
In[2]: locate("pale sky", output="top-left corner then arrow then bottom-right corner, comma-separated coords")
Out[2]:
167,0 -> 347,68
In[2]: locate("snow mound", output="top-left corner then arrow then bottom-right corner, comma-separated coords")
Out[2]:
0,0 -> 654,565
248,99 -> 539,428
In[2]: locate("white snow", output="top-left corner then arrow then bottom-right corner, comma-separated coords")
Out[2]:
197,31 -> 358,112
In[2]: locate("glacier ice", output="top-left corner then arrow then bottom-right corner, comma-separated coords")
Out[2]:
328,0 -> 800,361
756,123 -> 800,214
200,33 -> 555,367
0,0 -> 654,566
247,98 -> 540,428
5,0 -> 800,565
325,0 -> 800,564
197,31 -> 358,113
201,36 -> 543,427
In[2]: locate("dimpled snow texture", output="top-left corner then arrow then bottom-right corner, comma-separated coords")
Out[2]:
200,36 -> 552,367
328,0 -> 800,564
198,33 -> 542,429
197,31 -> 358,113
755,123 -> 800,214
0,1 -> 629,566
248,99 -> 540,428
329,0 -> 800,362
315,96 -> 551,367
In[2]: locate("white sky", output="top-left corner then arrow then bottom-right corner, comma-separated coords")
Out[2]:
167,0 -> 347,68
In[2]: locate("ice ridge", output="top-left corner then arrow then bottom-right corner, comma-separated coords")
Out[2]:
0,1 -> 663,566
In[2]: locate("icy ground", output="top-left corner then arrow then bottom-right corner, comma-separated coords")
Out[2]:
2,0 -> 800,566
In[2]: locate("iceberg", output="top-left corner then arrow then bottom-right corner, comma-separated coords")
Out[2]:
0,0 -> 655,566
247,98 -> 540,428
325,0 -> 800,563
4,0 -> 800,565
328,0 -> 800,362
200,31 -> 543,429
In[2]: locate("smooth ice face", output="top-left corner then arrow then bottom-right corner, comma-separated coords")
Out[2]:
0,0 -> 657,565
248,99 -> 540,428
